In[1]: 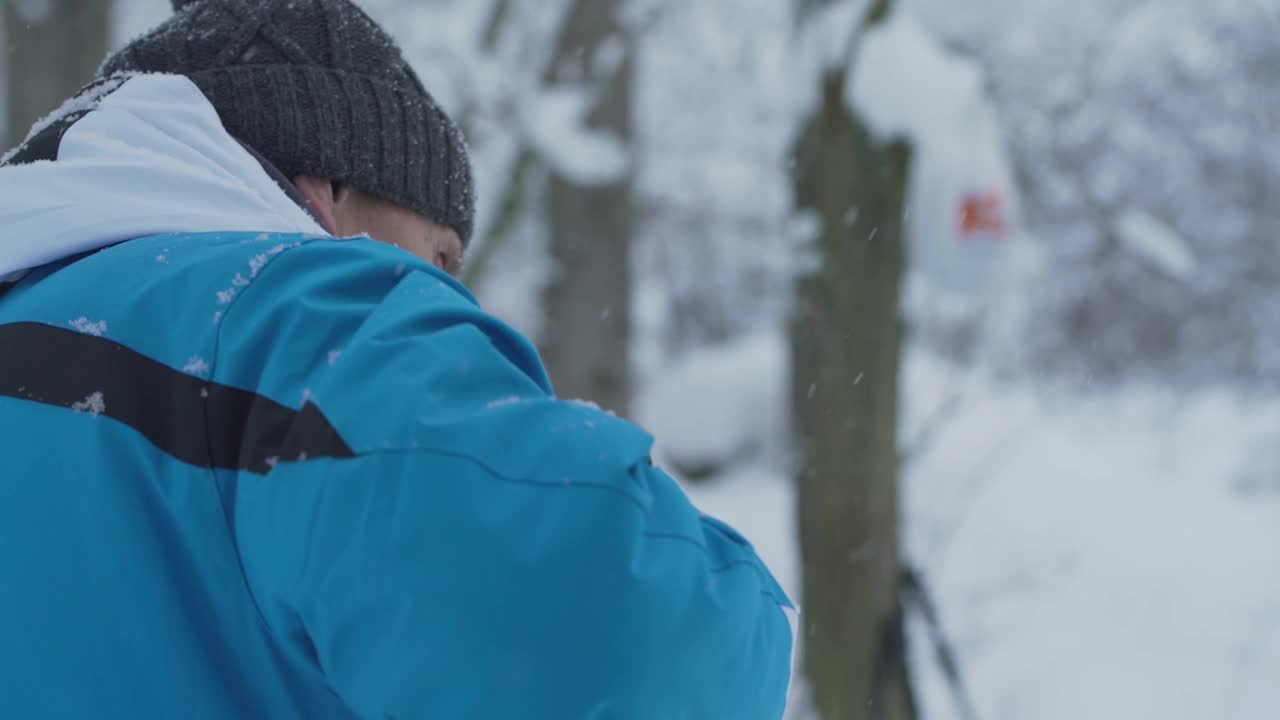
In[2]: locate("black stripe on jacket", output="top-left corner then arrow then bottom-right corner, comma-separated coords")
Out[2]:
0,322 -> 355,474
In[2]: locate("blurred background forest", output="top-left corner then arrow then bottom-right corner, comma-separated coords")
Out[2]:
6,0 -> 1280,718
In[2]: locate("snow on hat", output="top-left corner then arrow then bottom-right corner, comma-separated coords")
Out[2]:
101,0 -> 475,244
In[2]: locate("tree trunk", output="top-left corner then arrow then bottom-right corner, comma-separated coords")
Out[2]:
790,34 -> 915,720
538,0 -> 634,417
4,0 -> 111,150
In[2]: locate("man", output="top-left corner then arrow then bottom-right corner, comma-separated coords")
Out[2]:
0,1 -> 795,718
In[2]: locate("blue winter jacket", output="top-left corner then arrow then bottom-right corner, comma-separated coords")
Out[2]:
0,75 -> 794,718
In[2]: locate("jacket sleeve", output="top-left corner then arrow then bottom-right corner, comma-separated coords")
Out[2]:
216,239 -> 796,719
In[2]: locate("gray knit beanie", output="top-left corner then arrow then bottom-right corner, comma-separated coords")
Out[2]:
101,0 -> 475,244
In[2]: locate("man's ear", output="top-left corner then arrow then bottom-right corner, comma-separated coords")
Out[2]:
332,181 -> 354,208
293,175 -> 339,234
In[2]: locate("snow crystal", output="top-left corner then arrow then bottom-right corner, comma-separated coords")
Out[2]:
216,288 -> 238,304
199,388 -> 209,399
183,356 -> 210,377
70,391 -> 106,416
249,254 -> 270,278
486,395 -> 525,409
247,242 -> 301,280
566,398 -> 618,417
155,255 -> 168,264
1116,210 -> 1197,282
264,456 -> 280,469
231,273 -> 250,288
68,317 -> 107,337
327,349 -> 344,366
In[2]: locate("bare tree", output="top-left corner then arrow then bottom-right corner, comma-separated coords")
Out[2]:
790,0 -> 916,718
4,0 -> 112,150
537,0 -> 636,416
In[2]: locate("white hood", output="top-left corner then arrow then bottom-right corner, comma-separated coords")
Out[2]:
0,73 -> 327,282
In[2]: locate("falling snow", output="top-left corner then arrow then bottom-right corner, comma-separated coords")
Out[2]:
10,5 -> 1271,720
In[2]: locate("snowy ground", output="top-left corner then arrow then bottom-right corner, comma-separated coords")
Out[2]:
660,335 -> 1280,720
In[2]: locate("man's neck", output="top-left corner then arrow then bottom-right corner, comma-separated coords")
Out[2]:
235,139 -> 328,230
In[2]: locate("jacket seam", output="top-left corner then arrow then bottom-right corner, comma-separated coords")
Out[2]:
342,444 -> 786,599
202,238 -> 314,656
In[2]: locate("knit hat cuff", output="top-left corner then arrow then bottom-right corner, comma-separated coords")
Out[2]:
188,64 -> 474,244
